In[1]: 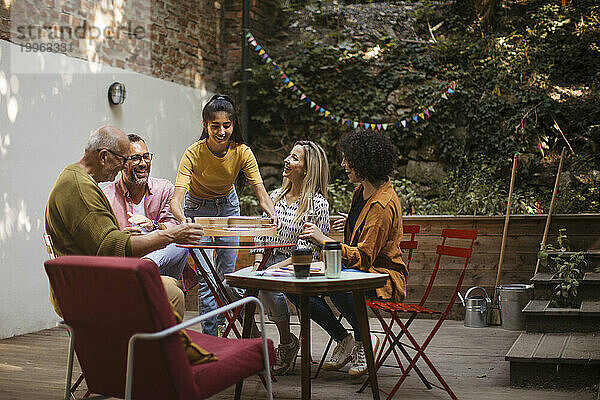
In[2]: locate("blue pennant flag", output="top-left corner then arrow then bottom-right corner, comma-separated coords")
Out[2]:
413,116 -> 418,122
448,88 -> 455,94
365,123 -> 370,129
256,45 -> 262,51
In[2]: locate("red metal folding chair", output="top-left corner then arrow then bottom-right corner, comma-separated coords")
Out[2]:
361,228 -> 478,399
313,224 -> 421,379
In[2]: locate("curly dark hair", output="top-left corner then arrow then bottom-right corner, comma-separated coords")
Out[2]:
339,130 -> 396,183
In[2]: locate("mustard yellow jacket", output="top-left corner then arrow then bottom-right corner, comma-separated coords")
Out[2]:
342,180 -> 407,302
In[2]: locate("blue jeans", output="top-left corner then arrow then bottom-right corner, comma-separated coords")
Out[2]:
184,189 -> 240,336
258,252 -> 291,323
287,268 -> 371,342
142,243 -> 189,279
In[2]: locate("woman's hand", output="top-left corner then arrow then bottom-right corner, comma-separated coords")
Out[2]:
332,212 -> 347,233
299,222 -> 330,246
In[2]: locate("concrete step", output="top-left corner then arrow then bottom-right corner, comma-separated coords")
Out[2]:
531,272 -> 600,301
506,332 -> 600,388
523,299 -> 600,332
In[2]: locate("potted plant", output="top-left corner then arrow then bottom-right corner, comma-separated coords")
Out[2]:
537,228 -> 586,308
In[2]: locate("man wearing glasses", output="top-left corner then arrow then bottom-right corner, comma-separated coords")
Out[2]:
45,126 -> 205,317
103,134 -> 191,285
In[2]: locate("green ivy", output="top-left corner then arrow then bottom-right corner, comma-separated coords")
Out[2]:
231,0 -> 600,216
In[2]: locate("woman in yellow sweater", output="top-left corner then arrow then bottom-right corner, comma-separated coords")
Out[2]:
171,94 -> 277,336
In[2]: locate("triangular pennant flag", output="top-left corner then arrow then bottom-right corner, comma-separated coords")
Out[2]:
448,88 -> 455,94
305,98 -> 310,104
300,94 -> 306,100
382,124 -> 388,130
371,124 -> 376,130
401,120 -> 406,128
282,73 -> 287,79
361,123 -> 366,128
266,57 -> 272,63
419,113 -> 425,119
258,49 -> 265,56
273,65 -> 279,70
292,86 -> 298,91
424,109 -> 430,116
284,77 -> 290,83
330,115 -> 335,119
377,124 -> 382,130
319,108 -> 325,113
413,116 -> 419,122
353,122 -> 358,128
336,116 -> 341,122
262,53 -> 268,59
429,106 -> 435,112
251,40 -> 257,46
256,45 -> 262,51
245,32 -> 252,39
325,110 -> 330,117
287,81 -> 294,88
341,118 -> 346,124
311,102 -> 316,108
396,122 -> 401,128
442,93 -> 448,100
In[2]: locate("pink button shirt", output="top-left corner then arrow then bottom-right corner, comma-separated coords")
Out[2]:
102,177 -> 179,229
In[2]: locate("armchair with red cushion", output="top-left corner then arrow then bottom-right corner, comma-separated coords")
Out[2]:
44,255 -> 275,400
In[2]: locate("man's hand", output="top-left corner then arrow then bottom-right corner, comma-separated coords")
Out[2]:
123,226 -> 143,234
166,223 -> 205,245
127,212 -> 153,231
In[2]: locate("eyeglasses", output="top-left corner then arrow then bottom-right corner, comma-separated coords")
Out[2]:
98,148 -> 129,166
127,152 -> 153,165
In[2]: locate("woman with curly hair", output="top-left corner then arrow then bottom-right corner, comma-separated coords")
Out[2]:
298,130 -> 407,378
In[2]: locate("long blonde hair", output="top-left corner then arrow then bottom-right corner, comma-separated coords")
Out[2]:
274,140 -> 329,225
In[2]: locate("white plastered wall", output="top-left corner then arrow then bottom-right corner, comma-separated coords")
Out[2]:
0,40 -> 209,338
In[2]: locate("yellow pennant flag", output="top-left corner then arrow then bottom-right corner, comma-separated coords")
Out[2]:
419,113 -> 425,119
325,110 -> 330,117
259,49 -> 265,56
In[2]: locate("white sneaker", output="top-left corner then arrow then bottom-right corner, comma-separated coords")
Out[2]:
348,334 -> 380,377
322,334 -> 354,371
273,333 -> 300,376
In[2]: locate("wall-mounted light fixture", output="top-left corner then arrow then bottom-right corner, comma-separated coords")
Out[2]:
108,82 -> 126,105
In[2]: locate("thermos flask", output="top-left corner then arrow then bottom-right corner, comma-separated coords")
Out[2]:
323,241 -> 342,278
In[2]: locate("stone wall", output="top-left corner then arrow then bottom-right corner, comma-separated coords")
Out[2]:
0,0 -> 279,89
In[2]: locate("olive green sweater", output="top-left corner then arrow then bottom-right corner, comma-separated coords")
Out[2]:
45,164 -> 132,257
45,164 -> 132,316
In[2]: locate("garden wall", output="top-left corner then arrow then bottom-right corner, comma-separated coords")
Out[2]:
186,213 -> 600,320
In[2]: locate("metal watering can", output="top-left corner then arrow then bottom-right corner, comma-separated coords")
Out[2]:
458,286 -> 491,328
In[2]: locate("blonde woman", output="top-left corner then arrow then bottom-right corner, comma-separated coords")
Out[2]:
254,140 -> 330,375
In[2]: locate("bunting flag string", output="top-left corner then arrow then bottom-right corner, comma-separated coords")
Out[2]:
245,31 -> 456,131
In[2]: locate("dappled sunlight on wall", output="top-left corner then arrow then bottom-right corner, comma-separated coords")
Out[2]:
0,67 -> 20,123
0,195 -> 32,244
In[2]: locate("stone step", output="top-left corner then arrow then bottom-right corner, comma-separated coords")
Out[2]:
506,332 -> 600,388
531,272 -> 600,301
523,299 -> 600,332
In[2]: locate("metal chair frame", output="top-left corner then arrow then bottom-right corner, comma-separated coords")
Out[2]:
313,224 -> 421,379
60,297 -> 272,400
361,228 -> 478,400
43,234 -> 90,400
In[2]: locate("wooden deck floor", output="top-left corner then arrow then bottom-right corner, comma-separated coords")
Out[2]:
0,317 -> 596,400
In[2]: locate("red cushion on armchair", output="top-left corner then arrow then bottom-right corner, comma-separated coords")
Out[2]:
44,255 -> 275,400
